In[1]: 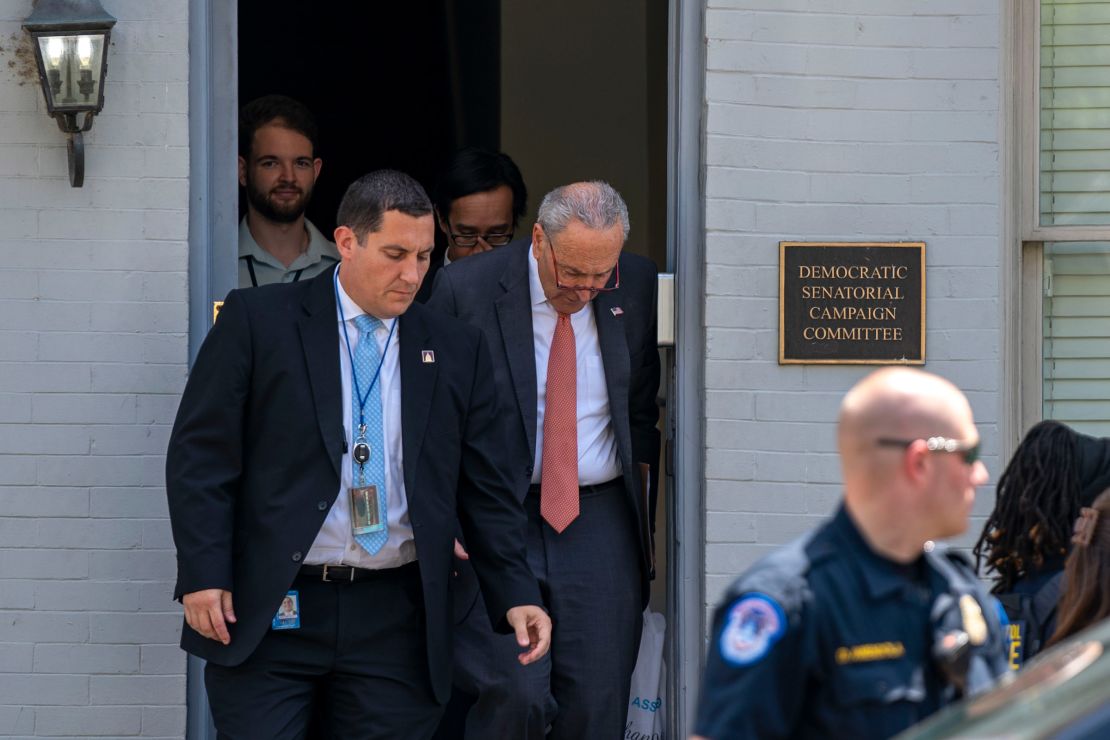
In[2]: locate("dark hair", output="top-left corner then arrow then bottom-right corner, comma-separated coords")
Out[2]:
239,95 -> 319,159
432,148 -> 528,227
1047,489 -> 1110,647
336,170 -> 433,239
974,420 -> 1083,593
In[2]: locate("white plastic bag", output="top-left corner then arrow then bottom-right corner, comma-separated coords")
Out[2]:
626,608 -> 666,739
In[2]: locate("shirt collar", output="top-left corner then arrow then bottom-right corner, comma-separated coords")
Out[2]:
239,217 -> 337,270
527,243 -> 549,308
826,504 -> 923,600
303,219 -> 335,262
333,268 -> 390,327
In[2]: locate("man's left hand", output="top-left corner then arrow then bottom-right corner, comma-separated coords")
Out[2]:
506,605 -> 552,665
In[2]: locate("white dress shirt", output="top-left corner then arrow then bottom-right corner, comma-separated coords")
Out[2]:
305,274 -> 416,568
528,246 -> 621,486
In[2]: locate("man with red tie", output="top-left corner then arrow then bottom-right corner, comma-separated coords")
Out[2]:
428,181 -> 661,739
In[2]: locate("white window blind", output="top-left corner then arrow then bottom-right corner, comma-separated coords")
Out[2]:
1040,0 -> 1110,226
1043,242 -> 1110,434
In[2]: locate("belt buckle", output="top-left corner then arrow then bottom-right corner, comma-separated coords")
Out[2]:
320,564 -> 355,582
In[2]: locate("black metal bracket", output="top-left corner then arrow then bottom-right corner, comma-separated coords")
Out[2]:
53,111 -> 95,187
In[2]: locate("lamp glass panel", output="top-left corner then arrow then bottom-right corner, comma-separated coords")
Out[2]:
36,33 -> 106,112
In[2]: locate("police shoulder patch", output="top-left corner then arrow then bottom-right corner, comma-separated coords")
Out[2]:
718,592 -> 787,667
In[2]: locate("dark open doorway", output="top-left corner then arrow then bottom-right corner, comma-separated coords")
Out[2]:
237,0 -> 667,268
233,0 -> 670,735
238,0 -> 501,238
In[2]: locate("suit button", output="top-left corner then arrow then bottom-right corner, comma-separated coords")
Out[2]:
317,501 -> 328,511
525,466 -> 534,477
291,551 -> 302,562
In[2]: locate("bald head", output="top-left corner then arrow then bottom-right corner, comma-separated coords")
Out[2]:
837,368 -> 987,558
535,180 -> 629,241
838,368 -> 973,464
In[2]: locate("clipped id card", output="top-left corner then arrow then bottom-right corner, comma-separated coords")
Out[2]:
349,485 -> 385,535
272,590 -> 301,630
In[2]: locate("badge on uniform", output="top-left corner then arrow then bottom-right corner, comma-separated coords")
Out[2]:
272,590 -> 301,630
719,593 -> 786,666
959,594 -> 988,646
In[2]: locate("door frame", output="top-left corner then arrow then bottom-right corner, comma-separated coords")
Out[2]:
186,0 -> 237,736
666,0 -> 707,736
185,1 -> 707,736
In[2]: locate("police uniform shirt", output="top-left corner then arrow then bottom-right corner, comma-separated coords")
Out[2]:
238,217 -> 340,288
695,504 -> 1007,740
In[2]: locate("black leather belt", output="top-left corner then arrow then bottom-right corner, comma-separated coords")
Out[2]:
527,476 -> 622,497
297,562 -> 416,583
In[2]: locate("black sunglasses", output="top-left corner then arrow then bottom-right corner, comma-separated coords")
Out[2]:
876,436 -> 981,465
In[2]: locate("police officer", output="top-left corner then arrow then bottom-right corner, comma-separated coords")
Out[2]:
692,368 -> 1010,740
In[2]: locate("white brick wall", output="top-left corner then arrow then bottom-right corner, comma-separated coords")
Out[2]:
703,1 -> 1003,610
0,0 -> 188,735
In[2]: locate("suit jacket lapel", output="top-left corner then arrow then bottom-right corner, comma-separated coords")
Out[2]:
593,283 -> 632,468
495,245 -> 539,460
399,307 -> 437,498
298,267 -> 344,480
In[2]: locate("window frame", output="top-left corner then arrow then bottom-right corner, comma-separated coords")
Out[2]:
1014,0 -> 1110,445
1020,1 -> 1110,242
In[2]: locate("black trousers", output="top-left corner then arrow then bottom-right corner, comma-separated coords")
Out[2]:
447,482 -> 643,740
205,562 -> 443,740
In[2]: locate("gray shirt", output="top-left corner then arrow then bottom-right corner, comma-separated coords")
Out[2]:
238,217 -> 340,288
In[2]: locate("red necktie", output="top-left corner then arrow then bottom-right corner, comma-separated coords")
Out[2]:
541,312 -> 579,532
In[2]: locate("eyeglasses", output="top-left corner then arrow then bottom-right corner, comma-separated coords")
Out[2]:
876,436 -> 982,465
546,232 -> 620,293
446,219 -> 514,248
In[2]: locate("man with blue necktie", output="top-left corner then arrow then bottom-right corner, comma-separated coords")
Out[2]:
166,170 -> 550,739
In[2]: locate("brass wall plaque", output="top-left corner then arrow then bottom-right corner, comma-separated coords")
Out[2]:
779,242 -> 925,365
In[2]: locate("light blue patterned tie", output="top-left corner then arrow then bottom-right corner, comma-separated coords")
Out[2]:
352,314 -> 389,556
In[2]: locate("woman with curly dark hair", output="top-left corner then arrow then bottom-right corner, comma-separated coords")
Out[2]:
1046,489 -> 1110,648
973,420 -> 1110,667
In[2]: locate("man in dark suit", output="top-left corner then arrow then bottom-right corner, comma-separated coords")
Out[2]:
428,181 -> 661,739
414,147 -> 528,304
166,170 -> 551,739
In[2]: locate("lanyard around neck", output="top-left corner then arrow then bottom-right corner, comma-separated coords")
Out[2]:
334,267 -> 397,428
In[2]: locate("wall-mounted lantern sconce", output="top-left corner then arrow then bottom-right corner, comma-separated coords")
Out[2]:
23,0 -> 117,187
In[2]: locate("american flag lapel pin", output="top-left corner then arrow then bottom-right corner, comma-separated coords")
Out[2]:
421,350 -> 436,363
610,307 -> 624,317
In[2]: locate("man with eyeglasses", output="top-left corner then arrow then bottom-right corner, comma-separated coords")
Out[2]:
414,147 -> 528,303
428,181 -> 660,739
692,367 -> 1010,740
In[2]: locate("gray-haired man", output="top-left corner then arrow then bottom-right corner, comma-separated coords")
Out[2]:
428,181 -> 661,739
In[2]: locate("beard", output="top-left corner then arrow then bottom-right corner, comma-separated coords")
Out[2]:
245,175 -> 314,224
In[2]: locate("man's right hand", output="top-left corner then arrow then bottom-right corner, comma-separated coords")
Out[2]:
182,589 -> 237,645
